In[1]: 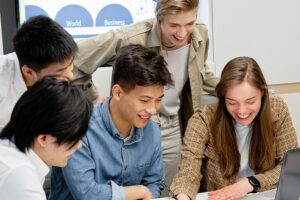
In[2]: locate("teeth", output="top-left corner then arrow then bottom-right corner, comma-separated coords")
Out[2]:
140,116 -> 150,119
238,113 -> 250,119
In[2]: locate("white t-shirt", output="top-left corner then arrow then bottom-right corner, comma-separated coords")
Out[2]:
160,44 -> 190,116
0,139 -> 49,200
0,52 -> 27,131
235,123 -> 254,179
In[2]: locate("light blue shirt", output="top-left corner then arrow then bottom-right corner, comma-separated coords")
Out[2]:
49,100 -> 164,200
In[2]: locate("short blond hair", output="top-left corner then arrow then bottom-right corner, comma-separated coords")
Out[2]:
155,0 -> 199,22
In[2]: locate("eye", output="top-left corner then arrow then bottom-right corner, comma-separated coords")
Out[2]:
169,24 -> 178,28
227,101 -> 237,106
247,101 -> 255,105
140,99 -> 149,103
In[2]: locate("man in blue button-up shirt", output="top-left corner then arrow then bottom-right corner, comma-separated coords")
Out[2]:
49,44 -> 173,200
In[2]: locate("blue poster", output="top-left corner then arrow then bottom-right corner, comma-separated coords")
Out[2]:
19,0 -> 156,40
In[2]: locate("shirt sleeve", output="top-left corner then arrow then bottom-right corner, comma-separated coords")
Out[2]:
61,136 -> 125,200
72,29 -> 125,100
202,36 -> 219,95
0,166 -> 46,200
255,96 -> 298,190
171,111 -> 210,200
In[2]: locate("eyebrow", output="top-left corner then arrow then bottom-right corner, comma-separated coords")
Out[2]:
57,58 -> 74,72
226,96 -> 256,101
140,94 -> 165,99
169,20 -> 196,26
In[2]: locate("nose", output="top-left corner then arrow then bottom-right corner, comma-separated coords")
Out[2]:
146,102 -> 159,115
238,104 -> 247,115
177,27 -> 187,38
65,68 -> 74,80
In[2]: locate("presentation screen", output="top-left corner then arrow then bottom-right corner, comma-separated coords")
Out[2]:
18,0 -> 156,40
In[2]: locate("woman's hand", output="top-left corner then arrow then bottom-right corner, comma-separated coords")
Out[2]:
208,178 -> 253,200
168,193 -> 190,200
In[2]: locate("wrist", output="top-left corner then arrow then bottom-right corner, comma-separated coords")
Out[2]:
247,176 -> 261,193
177,193 -> 191,200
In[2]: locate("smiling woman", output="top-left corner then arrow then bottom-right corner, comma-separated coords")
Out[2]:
171,56 -> 298,200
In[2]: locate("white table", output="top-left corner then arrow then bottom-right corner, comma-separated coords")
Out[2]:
155,189 -> 276,200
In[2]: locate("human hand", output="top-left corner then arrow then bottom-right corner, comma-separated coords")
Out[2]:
125,185 -> 153,200
172,193 -> 190,200
208,178 -> 253,200
92,96 -> 108,104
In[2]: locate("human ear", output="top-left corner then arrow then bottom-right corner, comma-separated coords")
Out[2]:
111,84 -> 123,101
21,65 -> 38,87
36,134 -> 48,148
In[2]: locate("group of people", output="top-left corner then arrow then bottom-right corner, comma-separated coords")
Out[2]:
0,0 -> 298,200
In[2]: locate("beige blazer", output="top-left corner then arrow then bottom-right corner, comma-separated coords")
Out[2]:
171,96 -> 298,200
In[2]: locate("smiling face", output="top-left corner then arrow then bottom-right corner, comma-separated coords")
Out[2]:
111,84 -> 164,136
159,9 -> 196,49
225,81 -> 263,126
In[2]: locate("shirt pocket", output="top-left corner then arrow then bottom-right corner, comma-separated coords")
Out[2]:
134,162 -> 151,183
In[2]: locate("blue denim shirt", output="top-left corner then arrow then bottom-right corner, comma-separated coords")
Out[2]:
49,100 -> 164,200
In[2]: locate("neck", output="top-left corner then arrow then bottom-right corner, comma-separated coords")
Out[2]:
109,99 -> 131,138
161,42 -> 176,49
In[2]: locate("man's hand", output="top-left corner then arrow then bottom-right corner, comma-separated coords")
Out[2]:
92,96 -> 108,104
125,185 -> 153,200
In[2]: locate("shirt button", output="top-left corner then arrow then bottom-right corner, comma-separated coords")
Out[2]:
124,165 -> 127,170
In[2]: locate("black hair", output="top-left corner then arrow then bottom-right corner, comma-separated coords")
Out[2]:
13,15 -> 78,71
0,76 -> 93,153
112,44 -> 173,92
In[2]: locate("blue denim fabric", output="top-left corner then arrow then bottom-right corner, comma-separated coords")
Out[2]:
49,100 -> 164,200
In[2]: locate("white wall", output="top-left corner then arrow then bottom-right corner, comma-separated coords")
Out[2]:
211,0 -> 300,85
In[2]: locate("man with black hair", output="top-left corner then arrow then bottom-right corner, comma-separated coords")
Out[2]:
0,15 -> 77,132
50,44 -> 174,200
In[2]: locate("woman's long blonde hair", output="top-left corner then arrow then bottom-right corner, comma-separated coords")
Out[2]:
211,56 -> 275,178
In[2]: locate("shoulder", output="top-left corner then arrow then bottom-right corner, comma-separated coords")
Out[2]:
0,164 -> 45,199
120,18 -> 153,38
0,141 -> 38,185
270,95 -> 289,120
195,19 -> 208,29
0,140 -> 32,169
0,52 -> 19,73
194,20 -> 209,35
192,104 -> 217,124
270,95 -> 286,108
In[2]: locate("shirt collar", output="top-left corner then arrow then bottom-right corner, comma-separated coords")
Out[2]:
26,149 -> 49,184
146,18 -> 162,48
190,22 -> 204,50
